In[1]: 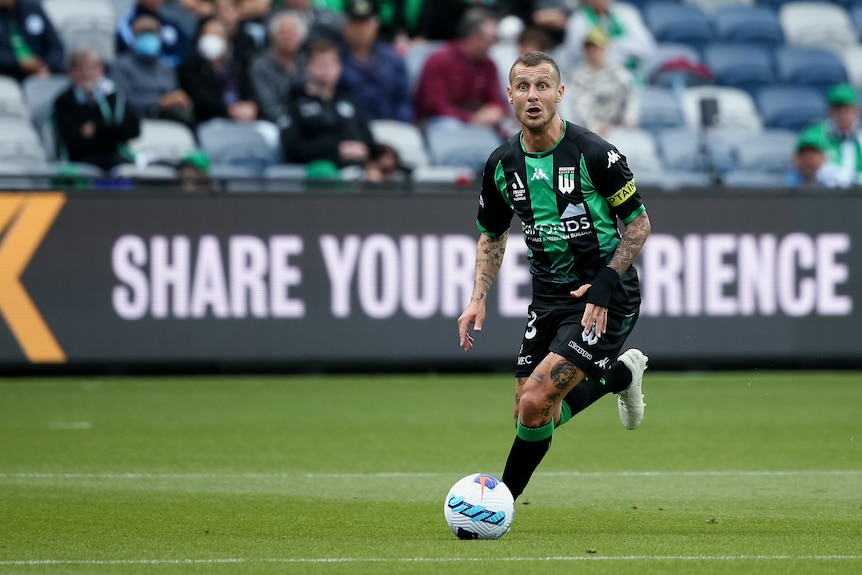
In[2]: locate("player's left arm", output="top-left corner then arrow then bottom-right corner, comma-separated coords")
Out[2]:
572,143 -> 650,337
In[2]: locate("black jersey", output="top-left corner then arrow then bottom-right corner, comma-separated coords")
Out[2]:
477,121 -> 645,295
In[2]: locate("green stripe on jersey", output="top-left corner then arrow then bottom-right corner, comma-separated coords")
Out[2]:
525,153 -> 575,279
579,154 -> 620,261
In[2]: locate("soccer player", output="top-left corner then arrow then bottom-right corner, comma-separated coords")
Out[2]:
457,51 -> 651,501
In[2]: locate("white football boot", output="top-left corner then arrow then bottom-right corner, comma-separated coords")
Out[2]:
616,349 -> 648,430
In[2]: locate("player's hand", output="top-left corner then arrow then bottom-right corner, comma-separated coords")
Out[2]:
457,302 -> 486,352
570,284 -> 609,339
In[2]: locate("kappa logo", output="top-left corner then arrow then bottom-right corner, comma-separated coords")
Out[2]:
558,166 -> 576,194
531,167 -> 549,181
0,193 -> 66,363
594,357 -> 610,369
607,149 -> 621,168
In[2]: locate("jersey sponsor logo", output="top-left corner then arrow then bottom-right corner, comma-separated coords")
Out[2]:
608,179 -> 637,207
531,167 -> 549,181
558,166 -> 576,195
607,149 -> 622,168
511,172 -> 527,202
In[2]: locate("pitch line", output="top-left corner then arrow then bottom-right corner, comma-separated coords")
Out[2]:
0,470 -> 860,480
2,555 -> 861,566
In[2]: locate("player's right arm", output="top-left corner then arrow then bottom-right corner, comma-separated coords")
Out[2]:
458,230 -> 509,351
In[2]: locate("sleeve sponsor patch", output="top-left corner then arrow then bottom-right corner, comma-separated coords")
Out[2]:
608,179 -> 637,207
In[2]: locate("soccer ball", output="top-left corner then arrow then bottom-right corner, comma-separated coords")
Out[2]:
443,473 -> 515,540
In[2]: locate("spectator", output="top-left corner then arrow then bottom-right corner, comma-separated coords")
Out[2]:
414,8 -> 509,134
248,10 -> 307,129
505,0 -> 577,48
110,14 -> 194,125
176,148 -> 213,191
339,0 -> 412,123
564,0 -> 655,75
562,28 -> 638,138
784,132 -> 844,188
279,0 -> 344,42
232,0 -> 272,72
517,24 -> 553,56
798,83 -> 862,188
416,0 -> 506,42
117,0 -> 193,67
0,0 -> 64,83
281,38 -> 375,168
53,47 -> 141,172
177,16 -> 258,124
341,142 -> 408,183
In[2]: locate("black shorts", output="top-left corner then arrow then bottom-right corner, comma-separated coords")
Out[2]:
514,280 -> 641,382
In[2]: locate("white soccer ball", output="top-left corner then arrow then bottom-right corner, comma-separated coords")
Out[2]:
443,473 -> 515,540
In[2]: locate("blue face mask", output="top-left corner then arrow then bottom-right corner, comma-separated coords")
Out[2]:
134,33 -> 162,58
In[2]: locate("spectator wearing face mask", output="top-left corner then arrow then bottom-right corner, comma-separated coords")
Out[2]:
52,46 -> 141,171
177,15 -> 258,125
110,14 -> 194,125
117,0 -> 192,67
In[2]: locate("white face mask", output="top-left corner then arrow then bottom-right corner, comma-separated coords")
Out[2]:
198,34 -> 227,61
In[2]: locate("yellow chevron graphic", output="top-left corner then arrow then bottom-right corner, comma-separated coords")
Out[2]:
0,193 -> 66,363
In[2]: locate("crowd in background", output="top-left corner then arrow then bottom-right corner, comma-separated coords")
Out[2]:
0,0 -> 860,189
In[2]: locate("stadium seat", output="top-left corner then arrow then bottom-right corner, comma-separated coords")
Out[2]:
722,170 -> 787,188
755,85 -> 828,131
425,124 -> 501,173
0,75 -> 23,102
643,43 -> 710,90
853,6 -> 862,37
368,119 -> 430,170
730,129 -> 797,175
0,78 -> 29,122
604,127 -> 664,177
679,86 -> 763,131
682,0 -> 757,12
112,163 -> 177,179
21,74 -> 70,132
43,0 -> 117,62
263,163 -> 307,193
656,127 -> 735,174
773,46 -> 849,95
701,43 -> 776,97
712,6 -> 784,48
642,4 -> 715,51
410,165 -> 474,186
637,86 -> 686,133
779,2 -> 858,52
0,120 -> 48,169
404,41 -> 444,94
840,44 -> 862,88
129,119 -> 197,164
198,120 -> 280,174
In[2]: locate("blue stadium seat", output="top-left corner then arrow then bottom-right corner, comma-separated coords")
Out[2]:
755,85 -> 828,131
759,0 -> 830,7
702,43 -> 776,97
656,127 -> 736,174
198,120 -> 280,174
637,86 -> 686,133
773,46 -> 849,95
852,6 -> 862,35
713,6 -> 784,48
731,129 -> 797,174
426,124 -> 501,173
642,4 -> 715,51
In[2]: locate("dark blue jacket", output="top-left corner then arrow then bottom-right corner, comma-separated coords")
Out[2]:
116,4 -> 191,67
0,0 -> 65,82
339,41 -> 412,124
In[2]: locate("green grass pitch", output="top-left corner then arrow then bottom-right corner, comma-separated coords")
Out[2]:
0,371 -> 860,575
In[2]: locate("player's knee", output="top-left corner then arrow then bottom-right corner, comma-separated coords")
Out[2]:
518,389 -> 551,426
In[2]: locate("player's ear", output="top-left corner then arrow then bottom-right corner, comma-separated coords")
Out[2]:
557,84 -> 565,103
506,85 -> 513,104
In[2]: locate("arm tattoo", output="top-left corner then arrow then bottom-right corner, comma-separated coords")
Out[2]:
608,211 -> 651,276
470,230 -> 509,303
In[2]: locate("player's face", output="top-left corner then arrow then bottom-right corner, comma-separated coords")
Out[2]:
507,63 -> 564,131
